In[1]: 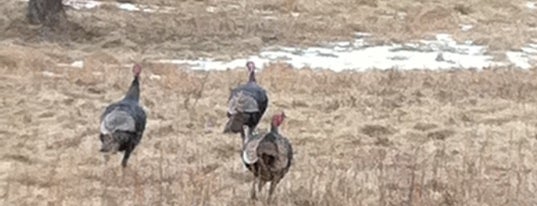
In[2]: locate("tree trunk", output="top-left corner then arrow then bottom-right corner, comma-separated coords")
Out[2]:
27,0 -> 67,28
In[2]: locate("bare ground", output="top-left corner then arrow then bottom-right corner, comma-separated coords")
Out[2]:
1,0 -> 537,206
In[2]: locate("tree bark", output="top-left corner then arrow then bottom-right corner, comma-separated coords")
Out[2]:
27,0 -> 67,28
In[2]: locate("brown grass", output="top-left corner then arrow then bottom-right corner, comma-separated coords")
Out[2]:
2,45 -> 537,205
1,0 -> 537,205
1,0 -> 536,61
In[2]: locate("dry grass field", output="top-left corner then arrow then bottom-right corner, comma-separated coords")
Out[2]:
1,0 -> 536,61
1,0 -> 537,206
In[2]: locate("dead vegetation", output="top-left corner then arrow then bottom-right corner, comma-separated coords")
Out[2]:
2,50 -> 537,205
1,0 -> 536,62
1,0 -> 537,205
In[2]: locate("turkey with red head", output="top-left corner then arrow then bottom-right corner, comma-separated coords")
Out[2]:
242,112 -> 293,202
99,64 -> 147,167
223,61 -> 268,142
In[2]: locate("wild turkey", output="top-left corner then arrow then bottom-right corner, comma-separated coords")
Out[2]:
223,61 -> 268,142
99,64 -> 147,167
242,112 -> 293,202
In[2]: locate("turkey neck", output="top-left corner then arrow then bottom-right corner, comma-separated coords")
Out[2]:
270,123 -> 279,134
123,76 -> 140,103
248,70 -> 256,82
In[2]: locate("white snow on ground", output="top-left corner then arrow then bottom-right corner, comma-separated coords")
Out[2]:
506,40 -> 537,69
18,0 -> 531,71
61,0 -> 177,13
153,33 -> 517,71
527,2 -> 536,9
55,33 -> 534,72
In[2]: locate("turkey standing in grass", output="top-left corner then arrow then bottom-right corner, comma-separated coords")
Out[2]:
99,64 -> 147,167
223,61 -> 268,142
242,112 -> 293,202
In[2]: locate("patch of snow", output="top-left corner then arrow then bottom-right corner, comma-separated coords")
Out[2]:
355,32 -> 372,38
262,16 -> 278,20
154,33 -> 506,71
522,46 -> 537,54
42,71 -> 64,78
56,60 -> 84,69
206,6 -> 216,13
71,60 -> 84,68
42,71 -> 56,77
149,74 -> 162,80
63,0 -> 176,14
253,9 -> 275,15
65,0 -> 102,10
460,24 -> 474,32
527,2 -> 536,9
509,43 -> 537,69
117,3 -> 139,11
506,52 -> 532,69
228,5 -> 241,9
396,12 -> 407,20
